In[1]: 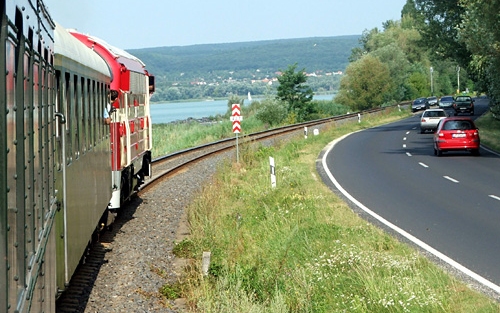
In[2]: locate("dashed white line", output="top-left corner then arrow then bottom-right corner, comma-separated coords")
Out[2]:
419,162 -> 429,168
406,152 -> 412,157
406,131 -> 410,135
444,176 -> 459,183
403,144 -> 407,148
403,137 -> 407,141
489,195 -> 500,201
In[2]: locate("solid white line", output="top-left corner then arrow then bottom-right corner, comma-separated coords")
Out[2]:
489,195 -> 500,201
321,134 -> 500,295
406,152 -> 412,157
444,176 -> 459,183
419,162 -> 428,168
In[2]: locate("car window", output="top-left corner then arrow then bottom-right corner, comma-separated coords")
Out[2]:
425,111 -> 445,117
456,96 -> 470,101
441,96 -> 453,101
443,120 -> 473,130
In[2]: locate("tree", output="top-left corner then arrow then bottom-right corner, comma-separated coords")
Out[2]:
458,0 -> 500,115
412,0 -> 471,66
276,63 -> 314,122
335,55 -> 393,111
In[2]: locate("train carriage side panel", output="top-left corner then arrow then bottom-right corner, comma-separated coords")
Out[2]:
53,23 -> 111,292
2,0 -> 57,312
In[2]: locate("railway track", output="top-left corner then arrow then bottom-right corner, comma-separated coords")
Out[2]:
55,106 -> 398,312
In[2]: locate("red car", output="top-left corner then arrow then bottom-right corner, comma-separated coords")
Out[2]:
433,117 -> 480,156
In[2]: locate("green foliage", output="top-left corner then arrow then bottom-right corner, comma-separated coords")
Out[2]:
172,239 -> 196,258
254,98 -> 288,127
276,64 -> 315,122
335,55 -> 393,111
159,281 -> 182,300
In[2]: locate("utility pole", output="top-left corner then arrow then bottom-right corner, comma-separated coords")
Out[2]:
430,66 -> 433,96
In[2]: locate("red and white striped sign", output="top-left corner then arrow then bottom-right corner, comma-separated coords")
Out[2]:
230,103 -> 242,133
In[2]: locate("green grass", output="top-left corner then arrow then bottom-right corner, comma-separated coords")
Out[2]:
475,112 -> 500,152
154,107 -> 500,312
151,116 -> 265,158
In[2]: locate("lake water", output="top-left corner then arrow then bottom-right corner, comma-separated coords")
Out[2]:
150,94 -> 336,124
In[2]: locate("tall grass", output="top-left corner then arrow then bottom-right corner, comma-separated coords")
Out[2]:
474,111 -> 500,152
169,107 -> 500,312
151,117 -> 265,158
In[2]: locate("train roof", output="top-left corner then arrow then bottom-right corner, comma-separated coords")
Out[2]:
68,30 -> 146,74
54,22 -> 110,77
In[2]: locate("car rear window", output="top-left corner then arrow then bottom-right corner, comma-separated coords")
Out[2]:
455,96 -> 471,101
442,120 -> 474,130
441,96 -> 453,101
424,111 -> 446,117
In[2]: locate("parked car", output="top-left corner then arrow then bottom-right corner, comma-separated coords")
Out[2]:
420,108 -> 447,133
412,97 -> 429,112
438,95 -> 455,109
453,95 -> 474,115
433,117 -> 480,156
427,96 -> 438,106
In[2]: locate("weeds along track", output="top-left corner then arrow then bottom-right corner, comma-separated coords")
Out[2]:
56,106 -> 396,313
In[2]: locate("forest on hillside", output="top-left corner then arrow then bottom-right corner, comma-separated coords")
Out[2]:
127,36 -> 360,102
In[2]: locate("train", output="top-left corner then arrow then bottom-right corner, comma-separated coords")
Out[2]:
0,1 -> 155,312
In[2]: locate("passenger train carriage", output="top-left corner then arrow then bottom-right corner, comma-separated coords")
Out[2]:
0,1 -> 154,312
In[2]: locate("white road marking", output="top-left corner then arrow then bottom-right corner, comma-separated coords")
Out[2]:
489,195 -> 500,201
444,176 -> 459,183
406,131 -> 410,135
403,144 -> 407,148
321,134 -> 500,295
419,162 -> 428,168
403,137 -> 407,141
406,152 -> 412,157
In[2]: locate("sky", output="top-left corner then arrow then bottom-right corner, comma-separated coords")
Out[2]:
43,0 -> 407,50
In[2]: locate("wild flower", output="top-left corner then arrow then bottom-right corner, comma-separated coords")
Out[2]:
304,240 -> 443,312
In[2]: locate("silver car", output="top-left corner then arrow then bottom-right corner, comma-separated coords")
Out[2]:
427,96 -> 438,106
420,108 -> 448,133
438,95 -> 455,109
412,97 -> 430,112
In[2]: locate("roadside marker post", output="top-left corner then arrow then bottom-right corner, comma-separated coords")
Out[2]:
269,156 -> 276,188
230,103 -> 242,163
304,126 -> 308,139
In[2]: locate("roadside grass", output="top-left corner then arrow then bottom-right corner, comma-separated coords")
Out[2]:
475,112 -> 500,152
166,107 -> 500,312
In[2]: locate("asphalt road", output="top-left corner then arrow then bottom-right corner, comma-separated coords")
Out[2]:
319,98 -> 500,294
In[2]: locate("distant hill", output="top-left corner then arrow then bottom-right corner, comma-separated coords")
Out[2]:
128,35 -> 360,80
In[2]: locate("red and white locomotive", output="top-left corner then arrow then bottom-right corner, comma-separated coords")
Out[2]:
69,30 -> 155,211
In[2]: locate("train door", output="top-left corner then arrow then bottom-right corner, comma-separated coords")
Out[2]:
54,71 -> 69,293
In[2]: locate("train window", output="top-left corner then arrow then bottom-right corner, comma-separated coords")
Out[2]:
87,78 -> 93,150
81,77 -> 86,154
74,74 -> 80,159
55,75 -> 63,170
65,72 -> 72,165
149,75 -> 155,93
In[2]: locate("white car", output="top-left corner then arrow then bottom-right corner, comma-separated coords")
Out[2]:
420,108 -> 448,133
